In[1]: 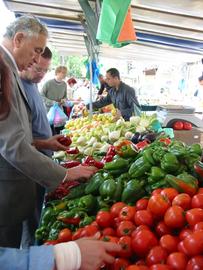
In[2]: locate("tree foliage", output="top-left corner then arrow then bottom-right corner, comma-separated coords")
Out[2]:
50,46 -> 86,78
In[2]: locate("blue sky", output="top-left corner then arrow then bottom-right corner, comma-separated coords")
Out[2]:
0,0 -> 15,39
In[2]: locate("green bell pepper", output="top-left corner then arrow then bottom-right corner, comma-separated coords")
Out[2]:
78,194 -> 96,211
99,179 -> 117,201
79,216 -> 94,227
148,166 -> 166,182
40,207 -> 57,227
161,153 -> 179,173
142,148 -> 156,165
85,173 -> 104,195
165,173 -> 198,196
35,226 -> 49,241
128,157 -> 151,178
62,183 -> 86,200
103,158 -> 129,171
189,143 -> 202,156
121,179 -> 145,204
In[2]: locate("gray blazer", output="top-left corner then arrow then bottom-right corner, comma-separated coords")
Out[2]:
0,47 -> 66,226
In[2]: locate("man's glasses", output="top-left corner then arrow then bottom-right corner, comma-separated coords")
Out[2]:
34,66 -> 48,74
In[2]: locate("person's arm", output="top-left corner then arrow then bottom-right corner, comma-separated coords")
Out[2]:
41,81 -> 56,108
87,93 -> 112,110
33,135 -> 70,152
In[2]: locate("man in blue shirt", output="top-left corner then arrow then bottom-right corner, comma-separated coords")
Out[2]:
20,47 -> 55,246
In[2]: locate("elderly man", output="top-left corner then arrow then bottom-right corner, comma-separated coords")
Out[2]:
0,15 -> 97,248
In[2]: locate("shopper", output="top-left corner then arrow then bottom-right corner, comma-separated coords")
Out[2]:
0,15 -> 97,248
0,237 -> 120,270
41,65 -> 68,134
0,38 -> 120,270
97,74 -> 110,96
20,47 -> 65,247
87,68 -> 140,121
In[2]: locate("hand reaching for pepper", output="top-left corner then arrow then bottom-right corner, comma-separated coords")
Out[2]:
33,135 -> 72,151
64,165 -> 98,182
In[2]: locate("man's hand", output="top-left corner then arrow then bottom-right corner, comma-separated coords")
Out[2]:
64,165 -> 98,182
33,135 -> 71,151
76,238 -> 121,270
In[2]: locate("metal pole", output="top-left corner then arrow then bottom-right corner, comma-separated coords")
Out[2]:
89,50 -> 93,118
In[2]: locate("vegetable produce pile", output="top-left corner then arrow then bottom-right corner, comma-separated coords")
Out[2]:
41,187 -> 203,269
36,137 -> 203,245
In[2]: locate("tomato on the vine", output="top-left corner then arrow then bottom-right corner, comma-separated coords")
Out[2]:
135,198 -> 149,211
160,234 -> 179,253
102,227 -> 116,236
119,206 -> 136,221
160,188 -> 179,202
57,228 -> 72,243
148,194 -> 171,218
134,210 -> 153,227
146,245 -> 168,266
131,229 -> 158,257
109,257 -> 129,270
186,208 -> 203,227
172,193 -> 191,210
149,264 -> 171,270
191,194 -> 203,209
96,210 -> 112,228
164,205 -> 186,228
183,231 -> 203,256
110,202 -> 126,218
155,221 -> 172,237
117,220 -> 135,237
118,235 -> 132,258
166,252 -> 188,270
186,255 -> 203,270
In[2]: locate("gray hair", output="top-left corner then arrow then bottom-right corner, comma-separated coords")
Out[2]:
4,15 -> 48,39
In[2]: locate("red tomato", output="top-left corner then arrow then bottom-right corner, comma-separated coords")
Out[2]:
80,224 -> 98,237
179,228 -> 193,241
155,221 -> 172,237
164,205 -> 186,228
160,234 -> 179,253
118,235 -> 132,258
96,210 -> 112,228
151,188 -> 163,196
183,121 -> 192,130
117,220 -> 135,237
178,241 -> 189,256
110,258 -> 129,270
132,229 -> 158,257
135,198 -> 149,211
110,202 -> 126,218
132,225 -> 150,238
134,210 -> 153,227
148,194 -> 171,218
166,252 -> 188,270
149,265 -> 171,270
161,188 -> 179,202
198,187 -> 203,194
127,266 -> 149,270
186,208 -> 203,227
191,194 -> 203,209
119,206 -> 136,221
173,121 -> 184,130
186,255 -> 203,270
102,227 -> 116,236
44,239 -> 59,245
57,228 -> 72,243
193,221 -> 203,232
183,231 -> 203,256
72,228 -> 83,240
146,245 -> 168,266
172,193 -> 191,210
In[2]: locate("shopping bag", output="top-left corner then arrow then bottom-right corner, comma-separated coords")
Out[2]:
47,104 -> 57,125
53,104 -> 68,127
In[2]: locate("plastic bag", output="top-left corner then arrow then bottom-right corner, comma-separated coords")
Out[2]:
47,103 -> 57,125
47,103 -> 68,127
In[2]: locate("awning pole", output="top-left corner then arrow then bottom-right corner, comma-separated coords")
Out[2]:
89,47 -> 93,118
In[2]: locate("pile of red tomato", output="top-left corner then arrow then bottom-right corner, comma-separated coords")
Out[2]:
50,187 -> 203,270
